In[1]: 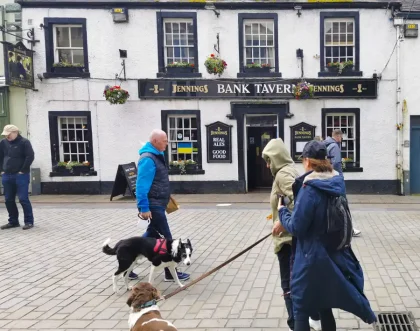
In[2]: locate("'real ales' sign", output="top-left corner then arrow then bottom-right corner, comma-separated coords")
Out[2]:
138,78 -> 377,99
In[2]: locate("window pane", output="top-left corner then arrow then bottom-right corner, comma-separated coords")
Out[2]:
166,34 -> 172,46
58,49 -> 72,63
72,49 -> 84,65
245,24 -> 251,34
191,117 -> 197,129
347,22 -> 354,33
56,27 -> 70,47
180,22 -> 187,33
187,22 -> 193,33
187,34 -> 194,46
169,117 -> 175,129
267,34 -> 273,46
180,34 -> 187,46
71,27 -> 83,47
173,23 -> 179,33
169,130 -> 176,140
325,21 -> 332,34
339,22 -> 346,33
165,22 -> 172,33
177,118 -> 183,128
260,23 -> 267,34
245,35 -> 252,46
332,22 -> 339,33
327,116 -> 332,127
252,23 -> 258,34
184,118 -> 190,128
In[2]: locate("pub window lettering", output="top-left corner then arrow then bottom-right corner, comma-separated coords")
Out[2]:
325,114 -> 357,162
58,117 -> 90,163
324,18 -> 355,67
168,115 -> 199,162
53,25 -> 84,65
243,19 -> 275,67
164,19 -> 195,66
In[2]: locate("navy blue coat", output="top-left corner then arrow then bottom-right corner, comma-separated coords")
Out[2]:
279,171 -> 377,324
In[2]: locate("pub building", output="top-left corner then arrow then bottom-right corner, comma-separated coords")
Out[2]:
17,0 -> 413,195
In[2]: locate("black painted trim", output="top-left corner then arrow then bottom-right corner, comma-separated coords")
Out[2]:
319,12 -> 360,75
318,70 -> 363,77
43,17 -> 89,77
49,171 -> 98,177
160,109 -> 204,171
321,108 -> 361,166
18,1 -> 401,10
48,111 -> 94,169
156,12 -> 200,77
238,13 -> 281,78
343,167 -> 363,173
229,102 -> 288,183
396,12 -> 420,19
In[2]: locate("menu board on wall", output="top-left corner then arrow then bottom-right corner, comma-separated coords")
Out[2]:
290,122 -> 316,162
206,121 -> 232,163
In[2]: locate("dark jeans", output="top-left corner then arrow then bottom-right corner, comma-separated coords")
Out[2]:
2,173 -> 33,225
277,244 -> 320,330
295,309 -> 336,331
142,207 -> 172,239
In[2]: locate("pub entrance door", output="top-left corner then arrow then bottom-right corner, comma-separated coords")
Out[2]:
246,115 -> 278,190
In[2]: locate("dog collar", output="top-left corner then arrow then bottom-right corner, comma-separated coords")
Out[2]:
137,299 -> 157,309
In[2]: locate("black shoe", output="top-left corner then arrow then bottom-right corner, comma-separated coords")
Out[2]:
22,224 -> 34,230
1,223 -> 20,230
128,272 -> 138,280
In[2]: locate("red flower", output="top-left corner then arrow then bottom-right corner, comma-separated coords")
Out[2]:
214,68 -> 217,72
210,54 -> 215,57
190,64 -> 195,67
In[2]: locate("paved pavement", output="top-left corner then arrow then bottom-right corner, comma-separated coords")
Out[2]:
0,203 -> 419,331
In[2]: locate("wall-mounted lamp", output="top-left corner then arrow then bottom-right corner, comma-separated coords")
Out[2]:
112,8 -> 129,23
116,49 -> 127,80
294,6 -> 302,17
205,3 -> 220,18
119,49 -> 127,59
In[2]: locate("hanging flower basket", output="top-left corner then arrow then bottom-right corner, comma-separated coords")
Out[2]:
103,85 -> 130,105
204,53 -> 227,76
293,81 -> 314,100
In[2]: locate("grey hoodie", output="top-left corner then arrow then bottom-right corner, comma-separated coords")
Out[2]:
324,136 -> 343,174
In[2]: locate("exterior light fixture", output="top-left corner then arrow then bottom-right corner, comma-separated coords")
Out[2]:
112,8 -> 128,23
404,24 -> 418,38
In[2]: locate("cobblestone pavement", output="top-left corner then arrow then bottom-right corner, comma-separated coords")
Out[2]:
0,204 -> 419,331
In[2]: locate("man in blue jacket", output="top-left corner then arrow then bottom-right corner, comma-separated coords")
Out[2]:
133,129 -> 190,282
324,130 -> 361,237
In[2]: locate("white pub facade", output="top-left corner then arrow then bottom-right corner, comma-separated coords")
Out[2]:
16,0 -> 418,195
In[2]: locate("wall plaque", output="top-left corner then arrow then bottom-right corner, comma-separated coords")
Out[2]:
206,121 -> 232,163
290,122 -> 316,162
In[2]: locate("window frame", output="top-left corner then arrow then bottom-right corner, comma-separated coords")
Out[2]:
48,111 -> 95,176
156,12 -> 201,78
321,108 -> 363,172
53,24 -> 85,64
57,116 -> 90,163
319,12 -> 362,77
167,114 -> 199,163
238,13 -> 281,78
43,18 -> 90,78
161,110 -> 205,174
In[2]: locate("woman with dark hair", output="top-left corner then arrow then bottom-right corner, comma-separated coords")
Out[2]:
277,140 -> 376,331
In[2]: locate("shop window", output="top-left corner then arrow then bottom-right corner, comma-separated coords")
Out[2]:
319,12 -> 362,77
238,14 -> 281,78
43,18 -> 90,78
48,111 -> 95,176
322,108 -> 362,172
157,12 -> 201,78
161,110 -> 204,175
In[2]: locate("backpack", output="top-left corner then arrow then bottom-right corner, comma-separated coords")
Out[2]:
323,195 -> 353,251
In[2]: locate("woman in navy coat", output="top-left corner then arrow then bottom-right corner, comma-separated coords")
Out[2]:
277,141 -> 376,331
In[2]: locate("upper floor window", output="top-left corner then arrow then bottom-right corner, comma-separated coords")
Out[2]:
238,13 -> 281,78
157,12 -> 201,78
319,12 -> 361,77
43,18 -> 90,78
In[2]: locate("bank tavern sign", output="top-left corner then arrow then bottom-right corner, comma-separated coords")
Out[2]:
138,78 -> 377,99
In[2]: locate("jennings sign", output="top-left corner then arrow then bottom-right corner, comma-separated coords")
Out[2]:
2,41 -> 34,89
138,78 -> 377,99
206,121 -> 232,163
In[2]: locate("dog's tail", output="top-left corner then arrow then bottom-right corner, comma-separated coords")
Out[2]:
102,238 -> 116,255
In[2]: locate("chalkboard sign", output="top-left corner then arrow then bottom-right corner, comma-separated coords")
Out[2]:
206,121 -> 232,163
110,162 -> 137,201
290,122 -> 316,162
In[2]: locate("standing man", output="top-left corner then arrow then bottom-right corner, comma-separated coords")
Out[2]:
0,125 -> 35,230
134,129 -> 190,282
324,129 -> 361,237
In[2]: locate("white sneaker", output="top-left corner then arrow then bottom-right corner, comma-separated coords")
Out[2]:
353,228 -> 362,237
309,318 -> 322,331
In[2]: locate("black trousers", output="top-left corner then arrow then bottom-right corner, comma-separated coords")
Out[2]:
295,309 -> 336,331
277,244 -> 322,330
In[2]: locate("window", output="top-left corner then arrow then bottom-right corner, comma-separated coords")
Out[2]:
157,12 -> 201,78
48,111 -> 94,174
161,110 -> 204,174
319,12 -> 361,77
238,14 -> 281,78
58,117 -> 89,162
168,115 -> 199,162
322,108 -> 362,171
44,18 -> 89,78
53,25 -> 84,65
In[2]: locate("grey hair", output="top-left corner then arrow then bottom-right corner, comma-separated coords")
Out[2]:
149,129 -> 166,142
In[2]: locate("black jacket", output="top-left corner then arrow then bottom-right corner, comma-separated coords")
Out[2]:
0,135 -> 35,174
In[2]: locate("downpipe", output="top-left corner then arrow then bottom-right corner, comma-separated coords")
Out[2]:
395,22 -> 404,195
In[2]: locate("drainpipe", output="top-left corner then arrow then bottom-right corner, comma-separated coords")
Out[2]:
394,17 -> 404,195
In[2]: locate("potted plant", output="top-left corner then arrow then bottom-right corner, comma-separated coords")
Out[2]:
55,161 -> 71,174
342,158 -> 354,169
52,61 -> 84,74
204,53 -> 227,76
184,159 -> 198,171
293,81 -> 314,100
244,62 -> 271,73
69,161 -> 91,175
104,85 -> 130,105
166,62 -> 195,74
326,61 -> 354,74
169,161 -> 181,174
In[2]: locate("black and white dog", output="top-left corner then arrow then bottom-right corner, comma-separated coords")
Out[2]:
102,237 -> 193,293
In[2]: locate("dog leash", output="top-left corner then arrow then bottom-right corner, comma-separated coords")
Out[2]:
159,232 -> 272,302
137,213 -> 164,239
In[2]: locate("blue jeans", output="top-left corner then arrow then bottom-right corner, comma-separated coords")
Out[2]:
2,173 -> 34,225
142,207 -> 172,239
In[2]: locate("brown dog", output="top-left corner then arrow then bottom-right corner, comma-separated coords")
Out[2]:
127,282 -> 177,331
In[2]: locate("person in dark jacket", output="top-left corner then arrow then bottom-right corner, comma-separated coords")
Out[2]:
0,125 -> 35,230
278,140 -> 376,331
135,129 -> 190,283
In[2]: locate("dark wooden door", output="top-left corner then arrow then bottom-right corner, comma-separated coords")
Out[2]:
247,127 -> 277,190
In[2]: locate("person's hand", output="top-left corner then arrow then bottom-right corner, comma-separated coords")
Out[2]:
18,172 -> 23,174
272,221 -> 285,236
277,198 -> 286,211
1,172 -> 4,175
139,211 -> 152,220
